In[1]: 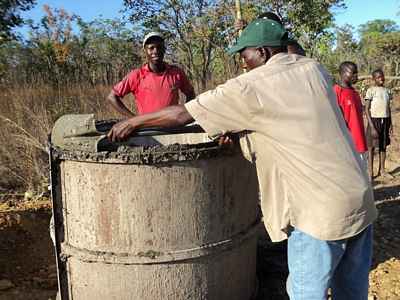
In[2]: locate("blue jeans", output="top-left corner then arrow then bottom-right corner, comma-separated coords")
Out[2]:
287,225 -> 373,300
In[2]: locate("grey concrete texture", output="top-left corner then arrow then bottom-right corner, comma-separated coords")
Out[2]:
51,114 -> 209,154
50,119 -> 261,300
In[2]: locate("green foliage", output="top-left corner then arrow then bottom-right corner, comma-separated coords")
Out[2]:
1,2 -> 399,90
361,31 -> 400,75
2,2 -> 400,192
314,18 -> 400,79
328,24 -> 359,75
358,19 -> 399,38
0,5 -> 141,86
282,0 -> 345,57
0,0 -> 36,43
123,0 -> 237,90
122,0 -> 345,89
356,19 -> 400,75
236,0 -> 346,57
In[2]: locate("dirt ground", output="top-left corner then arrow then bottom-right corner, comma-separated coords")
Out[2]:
0,200 -> 57,300
1,103 -> 400,300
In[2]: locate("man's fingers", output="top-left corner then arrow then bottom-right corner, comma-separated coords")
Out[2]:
218,136 -> 227,146
107,128 -> 115,142
107,125 -> 121,142
218,135 -> 234,146
107,121 -> 135,142
119,126 -> 130,141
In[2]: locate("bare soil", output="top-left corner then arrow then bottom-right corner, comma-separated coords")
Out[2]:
0,199 -> 57,300
1,100 -> 400,300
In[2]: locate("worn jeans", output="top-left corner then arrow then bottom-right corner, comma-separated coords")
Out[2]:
287,225 -> 373,300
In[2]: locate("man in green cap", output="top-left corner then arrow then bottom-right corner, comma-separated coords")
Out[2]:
107,19 -> 376,299
234,11 -> 306,56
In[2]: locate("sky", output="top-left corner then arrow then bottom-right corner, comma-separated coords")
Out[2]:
334,0 -> 400,28
18,0 -> 400,36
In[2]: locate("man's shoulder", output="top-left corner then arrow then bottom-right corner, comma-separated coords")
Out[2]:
367,86 -> 380,92
269,54 -> 325,76
365,86 -> 379,97
124,67 -> 144,79
334,85 -> 360,101
256,54 -> 328,82
383,86 -> 392,94
365,86 -> 374,93
333,84 -> 342,92
274,53 -> 317,66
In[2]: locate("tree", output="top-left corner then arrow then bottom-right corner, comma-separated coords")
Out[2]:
0,0 -> 36,43
0,4 -> 142,86
362,31 -> 400,76
122,0 -> 237,91
359,19 -> 398,38
74,17 -> 141,85
335,24 -> 357,53
218,0 -> 346,57
358,19 -> 400,75
122,0 -> 345,90
271,0 -> 346,57
332,24 -> 359,69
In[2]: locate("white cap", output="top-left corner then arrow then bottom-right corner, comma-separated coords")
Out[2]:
142,32 -> 164,48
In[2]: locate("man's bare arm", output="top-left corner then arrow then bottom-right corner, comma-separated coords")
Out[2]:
107,91 -> 135,118
107,105 -> 194,142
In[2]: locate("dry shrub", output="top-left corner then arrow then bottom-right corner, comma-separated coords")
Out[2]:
0,84 -> 134,193
4,81 -> 396,194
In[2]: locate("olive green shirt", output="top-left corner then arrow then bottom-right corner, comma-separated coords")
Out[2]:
185,53 -> 377,242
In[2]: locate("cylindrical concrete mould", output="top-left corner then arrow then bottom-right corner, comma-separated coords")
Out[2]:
51,130 -> 260,300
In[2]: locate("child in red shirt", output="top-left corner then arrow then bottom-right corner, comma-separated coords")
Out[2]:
334,62 -> 368,157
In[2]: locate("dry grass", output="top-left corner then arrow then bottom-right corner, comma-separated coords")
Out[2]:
0,82 -> 398,195
0,83 -> 134,193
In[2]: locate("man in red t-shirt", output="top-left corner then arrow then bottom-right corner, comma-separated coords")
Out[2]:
334,61 -> 367,156
107,32 -> 195,116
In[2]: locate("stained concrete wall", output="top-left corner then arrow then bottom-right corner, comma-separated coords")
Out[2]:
53,132 -> 260,300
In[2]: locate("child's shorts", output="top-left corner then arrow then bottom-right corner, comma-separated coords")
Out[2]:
367,117 -> 391,152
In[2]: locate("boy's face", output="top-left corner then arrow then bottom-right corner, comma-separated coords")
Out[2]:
341,65 -> 358,85
374,72 -> 385,86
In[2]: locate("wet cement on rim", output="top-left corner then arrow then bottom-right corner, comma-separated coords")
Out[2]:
51,117 -> 239,164
50,142 -> 238,165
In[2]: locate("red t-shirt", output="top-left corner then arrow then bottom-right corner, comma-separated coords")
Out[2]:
334,84 -> 367,153
113,64 -> 194,115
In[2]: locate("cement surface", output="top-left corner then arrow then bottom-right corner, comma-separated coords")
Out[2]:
51,142 -> 237,165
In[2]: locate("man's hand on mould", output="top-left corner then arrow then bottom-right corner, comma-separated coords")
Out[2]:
217,133 -> 238,149
218,135 -> 234,147
107,119 -> 137,142
107,119 -> 236,147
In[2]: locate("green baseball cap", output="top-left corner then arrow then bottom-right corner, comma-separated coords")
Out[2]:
228,19 -> 288,55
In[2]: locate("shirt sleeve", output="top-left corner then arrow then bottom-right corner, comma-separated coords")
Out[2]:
334,86 -> 349,125
184,77 -> 262,137
112,70 -> 139,97
364,88 -> 373,101
388,88 -> 393,101
176,68 -> 195,97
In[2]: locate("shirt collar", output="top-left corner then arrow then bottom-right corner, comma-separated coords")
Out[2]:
141,63 -> 170,74
265,52 -> 290,67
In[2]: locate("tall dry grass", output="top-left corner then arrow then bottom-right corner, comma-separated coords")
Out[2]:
0,84 -> 134,193
1,81 -> 398,195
